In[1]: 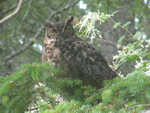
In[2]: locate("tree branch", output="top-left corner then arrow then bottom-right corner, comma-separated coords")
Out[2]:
0,0 -> 23,24
1,0 -> 28,15
4,0 -> 80,63
17,0 -> 33,32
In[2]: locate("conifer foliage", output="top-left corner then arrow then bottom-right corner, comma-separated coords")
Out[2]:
0,62 -> 150,113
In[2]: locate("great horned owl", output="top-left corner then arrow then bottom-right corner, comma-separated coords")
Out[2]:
44,16 -> 118,88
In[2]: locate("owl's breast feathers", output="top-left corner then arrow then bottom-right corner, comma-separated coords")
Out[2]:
44,36 -> 118,88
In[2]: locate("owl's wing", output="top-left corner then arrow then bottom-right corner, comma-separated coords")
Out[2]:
59,38 -> 118,87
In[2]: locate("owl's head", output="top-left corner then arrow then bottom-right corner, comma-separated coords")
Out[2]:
45,16 -> 74,40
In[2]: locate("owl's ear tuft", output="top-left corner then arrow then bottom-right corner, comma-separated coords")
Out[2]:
65,16 -> 74,26
45,22 -> 49,27
45,22 -> 53,28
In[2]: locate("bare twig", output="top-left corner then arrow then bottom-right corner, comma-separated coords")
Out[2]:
2,0 -> 28,15
114,61 -> 126,72
4,0 -> 80,63
109,18 -> 134,37
0,0 -> 23,24
96,38 -> 117,46
17,0 -> 33,32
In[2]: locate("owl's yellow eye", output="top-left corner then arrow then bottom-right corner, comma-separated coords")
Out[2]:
51,28 -> 57,33
64,27 -> 69,32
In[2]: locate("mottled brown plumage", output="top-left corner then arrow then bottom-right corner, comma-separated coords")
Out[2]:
43,16 -> 118,88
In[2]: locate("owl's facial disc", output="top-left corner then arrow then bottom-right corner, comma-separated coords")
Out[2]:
45,22 -> 59,39
45,19 -> 74,40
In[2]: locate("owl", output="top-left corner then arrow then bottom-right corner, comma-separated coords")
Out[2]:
44,16 -> 118,88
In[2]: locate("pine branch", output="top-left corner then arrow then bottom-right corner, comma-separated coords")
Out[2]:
128,104 -> 150,109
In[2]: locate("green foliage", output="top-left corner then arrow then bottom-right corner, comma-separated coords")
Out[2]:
0,62 -> 56,112
122,22 -> 131,28
43,71 -> 150,113
113,22 -> 121,29
0,62 -> 96,112
113,28 -> 149,70
117,35 -> 126,44
46,71 -> 150,113
0,61 -> 150,112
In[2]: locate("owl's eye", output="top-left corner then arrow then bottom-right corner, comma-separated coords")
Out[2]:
64,27 -> 69,32
51,28 -> 57,33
